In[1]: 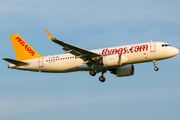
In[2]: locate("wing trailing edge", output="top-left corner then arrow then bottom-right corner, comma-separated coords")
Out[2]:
44,29 -> 102,64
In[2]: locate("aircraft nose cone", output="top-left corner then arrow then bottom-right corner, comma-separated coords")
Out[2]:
174,48 -> 179,55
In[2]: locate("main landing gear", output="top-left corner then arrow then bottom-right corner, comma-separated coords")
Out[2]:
89,70 -> 106,82
99,76 -> 105,82
99,70 -> 106,82
89,70 -> 96,76
153,60 -> 159,71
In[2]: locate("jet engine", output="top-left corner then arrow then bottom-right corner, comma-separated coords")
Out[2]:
109,64 -> 134,77
99,54 -> 128,66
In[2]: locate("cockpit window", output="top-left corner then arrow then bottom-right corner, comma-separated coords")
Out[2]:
162,44 -> 171,47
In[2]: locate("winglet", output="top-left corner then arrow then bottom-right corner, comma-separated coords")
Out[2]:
45,29 -> 55,40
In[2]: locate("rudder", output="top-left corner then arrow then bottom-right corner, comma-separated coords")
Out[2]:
9,34 -> 43,61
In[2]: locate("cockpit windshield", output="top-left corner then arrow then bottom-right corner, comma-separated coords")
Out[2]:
162,44 -> 171,47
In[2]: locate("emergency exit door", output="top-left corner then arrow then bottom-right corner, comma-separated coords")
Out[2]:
150,42 -> 156,52
38,58 -> 44,67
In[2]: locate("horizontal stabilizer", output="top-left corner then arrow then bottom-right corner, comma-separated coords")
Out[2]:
3,58 -> 28,66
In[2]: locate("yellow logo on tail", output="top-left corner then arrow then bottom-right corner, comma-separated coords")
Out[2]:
10,34 -> 43,61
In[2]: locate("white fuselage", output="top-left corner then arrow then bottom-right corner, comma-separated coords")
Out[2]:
8,42 -> 179,73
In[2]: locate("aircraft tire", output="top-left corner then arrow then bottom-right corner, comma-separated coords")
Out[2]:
99,76 -> 105,82
154,67 -> 159,71
89,70 -> 96,76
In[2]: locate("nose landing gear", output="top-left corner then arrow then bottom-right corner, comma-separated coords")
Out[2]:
153,60 -> 159,71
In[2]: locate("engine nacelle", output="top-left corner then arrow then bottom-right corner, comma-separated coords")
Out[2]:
99,54 -> 128,66
99,54 -> 120,66
109,64 -> 134,77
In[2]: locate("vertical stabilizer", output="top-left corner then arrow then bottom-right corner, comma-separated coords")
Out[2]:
9,34 -> 43,61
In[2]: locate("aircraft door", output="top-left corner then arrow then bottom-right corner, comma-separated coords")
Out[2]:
150,42 -> 156,52
38,58 -> 44,67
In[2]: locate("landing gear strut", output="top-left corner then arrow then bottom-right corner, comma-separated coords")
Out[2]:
89,63 -> 97,76
99,70 -> 106,82
89,63 -> 107,82
153,60 -> 159,71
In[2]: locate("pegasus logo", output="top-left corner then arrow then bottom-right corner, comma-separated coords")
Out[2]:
15,37 -> 36,56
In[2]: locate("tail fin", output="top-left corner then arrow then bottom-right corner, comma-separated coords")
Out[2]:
9,34 -> 43,61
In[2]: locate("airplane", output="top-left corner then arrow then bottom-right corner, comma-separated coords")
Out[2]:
3,29 -> 179,82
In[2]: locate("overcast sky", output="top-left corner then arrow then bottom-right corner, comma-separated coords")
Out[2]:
0,0 -> 180,120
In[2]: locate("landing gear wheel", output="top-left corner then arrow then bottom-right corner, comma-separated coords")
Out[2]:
154,67 -> 159,71
153,60 -> 159,71
89,70 -> 96,76
99,76 -> 105,82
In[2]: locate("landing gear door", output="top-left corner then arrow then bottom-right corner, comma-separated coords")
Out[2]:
150,42 -> 156,52
38,58 -> 44,68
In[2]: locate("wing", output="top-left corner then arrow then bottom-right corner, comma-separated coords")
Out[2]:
45,29 -> 102,64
